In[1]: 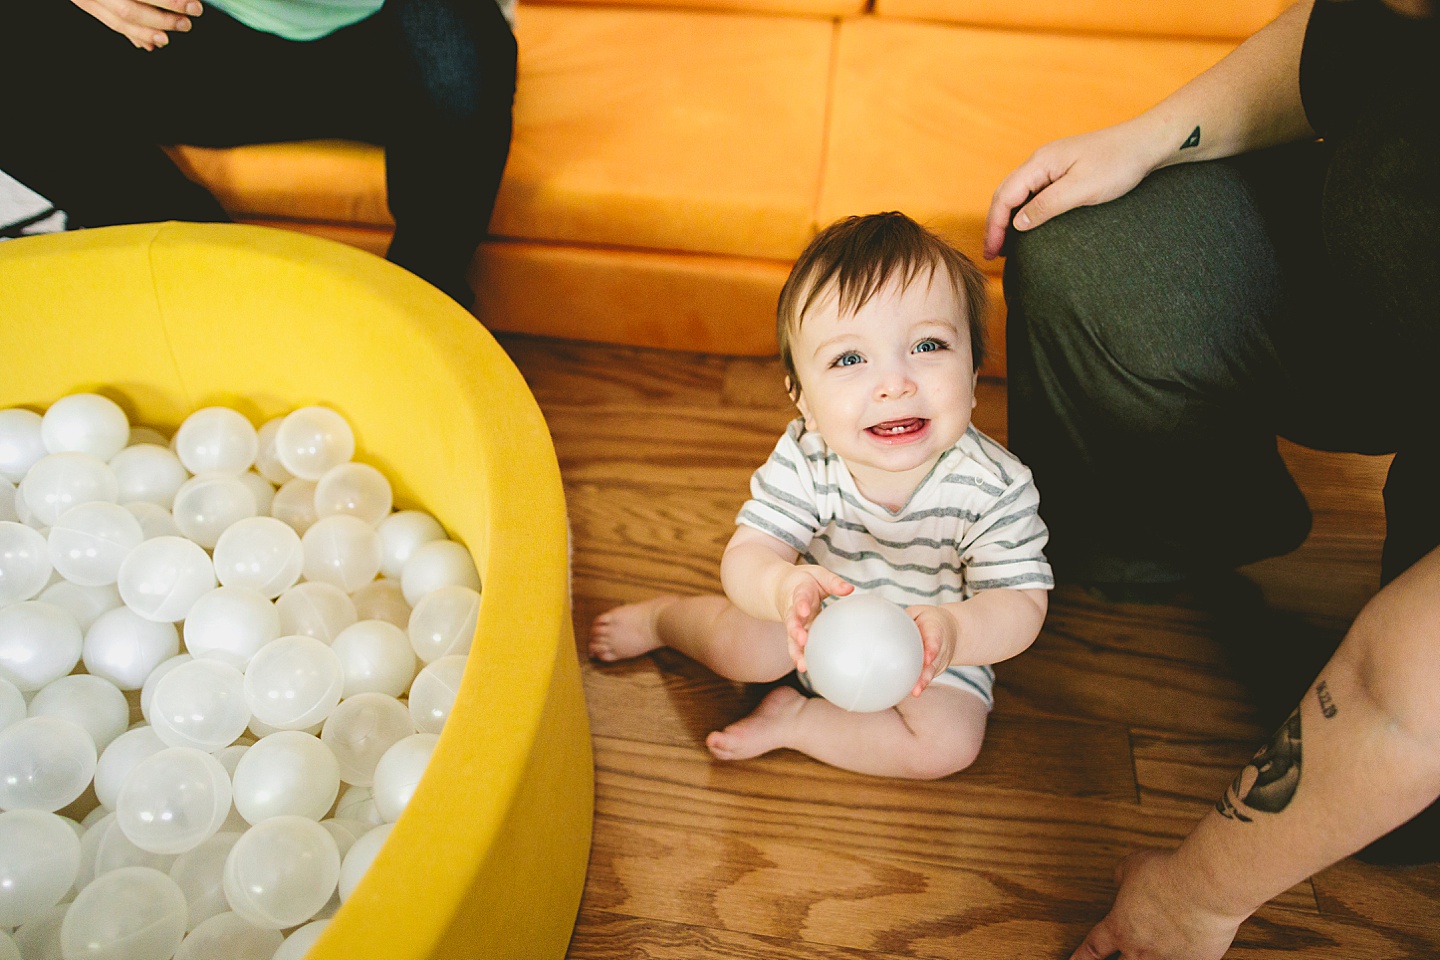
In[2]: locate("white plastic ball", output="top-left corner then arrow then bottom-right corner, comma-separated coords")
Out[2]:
330,620 -> 416,699
115,748 -> 231,855
182,586 -> 280,666
273,919 -> 330,960
223,815 -> 340,929
116,536 -> 215,623
372,733 -> 439,823
317,819 -> 371,860
60,866 -> 187,960
211,516 -> 302,599
0,678 -> 24,734
47,501 -> 143,587
274,581 -> 357,642
236,472 -> 275,516
148,659 -> 250,752
320,693 -> 414,787
122,501 -> 180,540
406,585 -> 480,663
336,823 -> 392,902
376,510 -> 446,580
243,636 -> 344,731
0,601 -> 82,692
333,784 -> 383,826
409,655 -> 467,735
94,726 -> 167,811
107,444 -> 187,510
802,593 -> 925,713
82,606 -> 180,690
400,539 -> 480,606
252,418 -> 293,486
40,580 -> 122,632
0,478 -> 14,523
0,716 -> 97,812
273,407 -> 355,482
11,907 -> 61,960
350,578 -> 410,628
19,452 -> 118,527
40,394 -> 129,462
92,814 -> 177,878
0,520 -> 53,605
0,809 -> 81,927
269,478 -> 318,535
171,474 -> 257,549
301,515 -> 382,593
168,832 -> 240,932
313,462 -> 392,527
0,409 -> 45,483
173,407 -> 257,477
27,675 -> 129,753
231,731 -> 339,824
139,654 -> 190,726
173,911 -> 282,960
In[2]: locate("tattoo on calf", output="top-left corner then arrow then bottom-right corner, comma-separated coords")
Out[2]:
1316,680 -> 1337,718
1216,708 -> 1302,821
1181,126 -> 1201,149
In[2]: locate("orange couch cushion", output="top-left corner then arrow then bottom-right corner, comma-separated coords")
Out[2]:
871,0 -> 1290,40
523,0 -> 866,19
818,18 -> 1234,269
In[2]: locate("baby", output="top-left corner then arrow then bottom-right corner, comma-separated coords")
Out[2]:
591,212 -> 1052,779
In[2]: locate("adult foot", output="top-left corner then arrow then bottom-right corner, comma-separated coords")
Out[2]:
588,596 -> 676,661
705,686 -> 808,761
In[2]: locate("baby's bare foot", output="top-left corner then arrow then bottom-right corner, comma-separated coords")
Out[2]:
706,686 -> 808,761
588,596 -> 677,661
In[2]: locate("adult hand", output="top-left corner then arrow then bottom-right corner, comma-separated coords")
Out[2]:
982,121 -> 1157,260
70,0 -> 202,51
779,567 -> 853,673
907,605 -> 958,697
1069,849 -> 1246,960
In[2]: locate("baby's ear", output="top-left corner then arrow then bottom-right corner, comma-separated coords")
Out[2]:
785,375 -> 799,401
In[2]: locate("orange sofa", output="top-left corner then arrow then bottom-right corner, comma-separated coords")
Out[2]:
168,0 -> 1287,377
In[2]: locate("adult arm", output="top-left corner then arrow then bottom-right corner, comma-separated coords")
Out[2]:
70,0 -> 202,50
982,0 -> 1317,259
1070,546 -> 1440,960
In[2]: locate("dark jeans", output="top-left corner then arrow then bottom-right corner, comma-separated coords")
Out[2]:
5,0 -> 517,304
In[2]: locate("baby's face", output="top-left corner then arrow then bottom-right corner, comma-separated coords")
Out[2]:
789,269 -> 976,506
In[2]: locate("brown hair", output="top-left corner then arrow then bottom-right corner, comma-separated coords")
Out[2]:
777,212 -> 989,397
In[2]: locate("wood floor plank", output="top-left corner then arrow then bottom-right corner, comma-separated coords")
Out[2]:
1129,728 -> 1261,814
1311,858 -> 1440,950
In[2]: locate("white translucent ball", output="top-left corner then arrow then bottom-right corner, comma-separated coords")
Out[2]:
407,585 -> 480,663
243,636 -> 344,731
269,478 -> 318,536
11,908 -> 60,960
350,578 -> 410,628
312,462 -> 392,527
139,654 -> 190,726
182,586 -> 280,666
273,407 -> 354,482
93,813 -> 177,878
301,515 -> 382,593
116,536 -> 216,623
211,516 -> 302,599
409,655 -> 467,735
149,658 -> 250,752
60,866 -> 187,960
0,716 -> 97,812
0,600 -> 82,692
273,919 -> 331,960
231,731 -> 339,824
0,520 -> 53,606
803,593 -> 925,713
123,501 -> 181,540
171,474 -> 257,550
82,606 -> 180,690
40,394 -> 129,462
0,409 -> 45,483
27,674 -> 129,753
274,581 -> 357,642
317,818 -> 372,860
168,831 -> 241,932
333,784 -> 384,826
0,809 -> 81,927
173,407 -> 257,477
331,620 -> 416,699
47,501 -> 143,587
115,748 -> 230,855
174,910 -> 282,960
108,444 -> 187,510
336,823 -> 393,902
236,472 -> 275,516
320,693 -> 414,787
372,733 -> 439,823
0,478 -> 14,523
94,726 -> 167,811
400,539 -> 480,606
20,452 -> 118,527
223,815 -> 340,929
252,418 -> 293,486
0,678 -> 23,734
376,510 -> 446,580
40,579 -> 122,632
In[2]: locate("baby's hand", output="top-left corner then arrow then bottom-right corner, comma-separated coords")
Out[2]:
907,605 -> 960,697
780,566 -> 852,672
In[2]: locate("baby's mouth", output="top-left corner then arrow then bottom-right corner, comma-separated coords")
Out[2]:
867,417 -> 927,438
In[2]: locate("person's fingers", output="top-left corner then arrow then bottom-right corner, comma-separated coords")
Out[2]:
1009,170 -> 1098,235
1068,920 -> 1120,960
982,159 -> 1061,259
73,0 -> 198,47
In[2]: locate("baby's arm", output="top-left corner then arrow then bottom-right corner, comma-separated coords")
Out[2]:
720,525 -> 853,671
908,589 -> 1048,695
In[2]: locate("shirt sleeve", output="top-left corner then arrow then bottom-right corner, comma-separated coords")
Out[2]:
735,423 -> 822,555
959,464 -> 1054,592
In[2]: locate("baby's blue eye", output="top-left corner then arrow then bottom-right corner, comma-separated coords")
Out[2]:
831,352 -> 863,368
913,338 -> 948,354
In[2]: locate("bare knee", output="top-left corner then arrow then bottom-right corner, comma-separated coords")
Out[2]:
888,699 -> 987,781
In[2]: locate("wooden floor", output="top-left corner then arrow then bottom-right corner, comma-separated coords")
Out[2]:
496,333 -> 1440,960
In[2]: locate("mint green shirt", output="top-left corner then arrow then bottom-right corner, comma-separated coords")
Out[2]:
205,0 -> 386,41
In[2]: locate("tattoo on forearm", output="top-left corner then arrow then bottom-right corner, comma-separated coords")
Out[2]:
1216,708 -> 1302,821
1315,680 -> 1337,718
1181,126 -> 1201,150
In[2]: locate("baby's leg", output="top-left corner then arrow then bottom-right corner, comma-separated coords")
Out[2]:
589,595 -> 794,683
706,684 -> 989,780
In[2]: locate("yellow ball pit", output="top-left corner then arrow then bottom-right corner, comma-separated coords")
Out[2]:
0,223 -> 593,960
